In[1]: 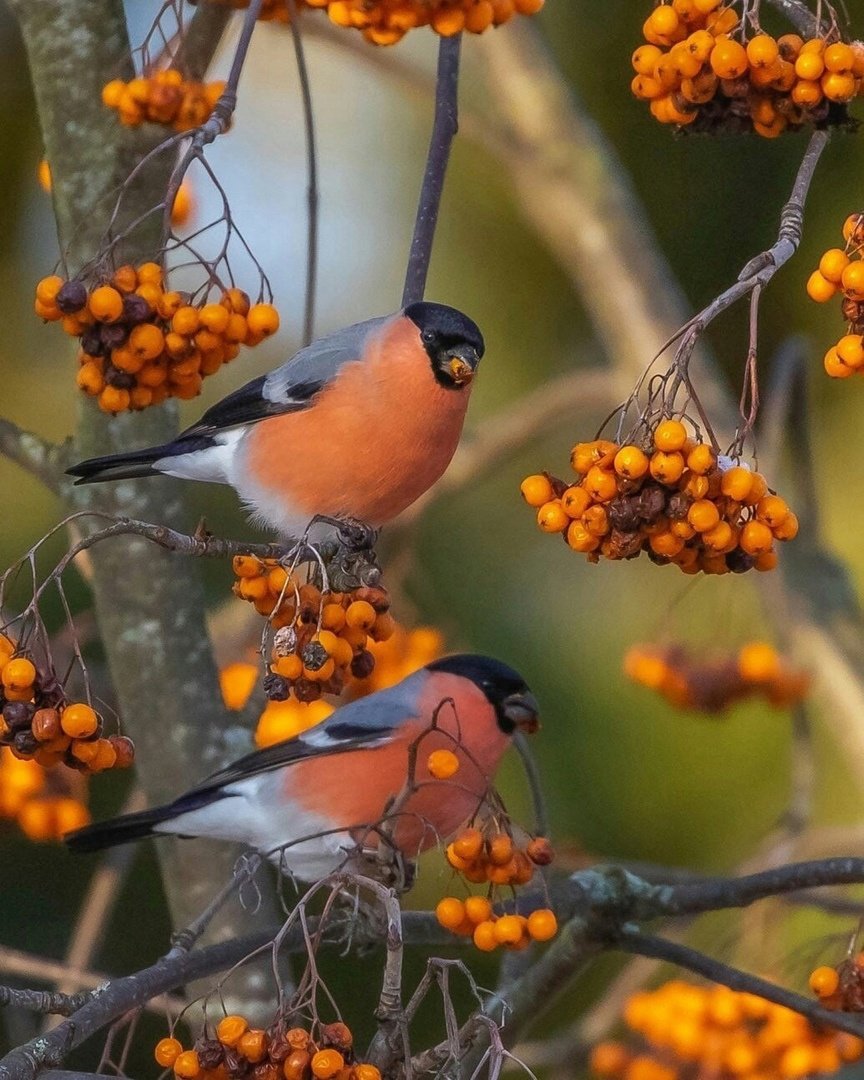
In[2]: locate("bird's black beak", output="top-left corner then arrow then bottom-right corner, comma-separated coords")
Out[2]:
501,690 -> 540,734
445,345 -> 479,386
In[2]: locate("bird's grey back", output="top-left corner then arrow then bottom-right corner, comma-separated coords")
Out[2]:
263,315 -> 391,404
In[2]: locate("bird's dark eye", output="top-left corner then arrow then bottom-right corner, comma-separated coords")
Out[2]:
421,329 -> 435,344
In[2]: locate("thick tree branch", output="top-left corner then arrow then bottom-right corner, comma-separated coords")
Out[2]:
0,419 -> 69,496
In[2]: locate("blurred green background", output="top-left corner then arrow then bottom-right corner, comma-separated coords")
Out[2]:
2,0 -> 864,1067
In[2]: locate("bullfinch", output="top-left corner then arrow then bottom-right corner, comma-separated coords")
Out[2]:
65,654 -> 539,881
67,302 -> 485,538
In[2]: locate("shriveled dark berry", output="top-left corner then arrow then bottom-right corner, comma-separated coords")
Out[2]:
55,280 -> 87,314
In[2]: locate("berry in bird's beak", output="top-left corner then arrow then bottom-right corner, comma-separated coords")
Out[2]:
501,691 -> 540,734
448,357 -> 474,385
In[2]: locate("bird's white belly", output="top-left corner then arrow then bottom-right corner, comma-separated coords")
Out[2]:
152,772 -> 355,881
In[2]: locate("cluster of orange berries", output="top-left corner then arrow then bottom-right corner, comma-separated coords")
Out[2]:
631,2 -> 863,137
34,267 -> 279,413
101,72 -> 226,130
220,624 -> 444,747
591,981 -> 864,1080
522,422 -> 798,575
437,824 -> 556,950
232,556 -> 395,703
807,214 -> 864,378
435,894 -> 558,952
810,953 -> 864,1012
155,1017 -> 382,1080
624,641 -> 810,712
0,748 -> 90,842
195,0 -> 543,44
0,635 -> 134,775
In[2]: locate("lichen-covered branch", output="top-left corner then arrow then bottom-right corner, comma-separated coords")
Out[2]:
0,418 -> 69,496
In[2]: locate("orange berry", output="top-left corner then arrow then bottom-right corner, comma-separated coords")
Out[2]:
738,641 -> 780,682
584,465 -> 618,502
137,261 -> 163,284
101,79 -> 126,107
55,798 -> 90,833
60,703 -> 99,738
464,895 -> 493,924
843,261 -> 864,301
238,1030 -> 267,1063
537,500 -> 570,532
155,1038 -> 183,1068
824,345 -> 853,378
590,1042 -> 631,1077
632,44 -> 664,75
649,451 -> 685,485
247,303 -> 280,337
810,965 -> 840,997
773,511 -> 799,541
36,275 -> 64,304
88,285 -> 124,323
493,914 -> 524,945
527,908 -> 558,941
822,71 -> 857,102
746,34 -> 779,68
216,1015 -> 249,1047
702,520 -> 734,551
129,323 -> 165,361
614,445 -> 650,479
173,1050 -> 200,1078
654,419 -> 688,452
345,600 -> 376,631
686,443 -> 715,475
2,657 -> 36,691
818,248 -> 850,284
740,520 -> 774,556
567,521 -> 601,552
686,499 -> 721,533
473,920 -> 498,951
710,39 -> 748,79
795,50 -> 825,80
272,655 -> 303,680
427,749 -> 459,779
843,213 -> 864,242
98,386 -> 131,413
436,897 -> 467,930
720,466 -> 753,502
562,486 -> 592,518
453,827 -> 483,861
806,270 -> 836,302
836,334 -> 864,369
520,473 -> 554,506
172,306 -> 200,336
310,1050 -> 344,1079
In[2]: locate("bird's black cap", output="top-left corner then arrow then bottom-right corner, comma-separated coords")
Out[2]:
427,654 -> 539,734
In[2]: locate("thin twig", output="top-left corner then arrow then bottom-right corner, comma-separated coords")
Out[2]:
401,34 -> 461,307
617,927 -> 864,1037
286,1 -> 319,346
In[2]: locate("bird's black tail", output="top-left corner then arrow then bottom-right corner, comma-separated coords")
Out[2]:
65,803 -> 177,853
66,445 -> 168,485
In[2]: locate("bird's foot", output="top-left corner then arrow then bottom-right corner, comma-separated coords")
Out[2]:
309,515 -> 379,553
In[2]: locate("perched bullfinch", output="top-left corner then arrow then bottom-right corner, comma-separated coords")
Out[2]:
67,302 -> 485,538
65,655 -> 539,881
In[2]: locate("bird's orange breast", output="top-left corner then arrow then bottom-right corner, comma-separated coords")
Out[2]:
243,316 -> 472,526
283,675 -> 509,858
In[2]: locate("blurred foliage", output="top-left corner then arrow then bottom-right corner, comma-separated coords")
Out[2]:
3,0 -> 864,1069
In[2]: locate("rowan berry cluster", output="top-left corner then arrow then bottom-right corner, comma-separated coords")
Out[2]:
221,661 -> 337,747
806,213 -> 864,377
624,640 -> 810,712
631,2 -> 863,137
155,1017 -> 382,1080
0,748 -> 90,842
436,825 -> 556,950
435,894 -> 557,952
101,72 -> 226,131
810,953 -> 864,1012
232,556 -> 394,703
194,0 -> 543,44
591,981 -> 864,1080
0,634 -> 134,774
522,421 -> 798,575
34,268 -> 279,413
349,625 -> 444,697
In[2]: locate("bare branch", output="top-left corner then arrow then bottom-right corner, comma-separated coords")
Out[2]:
402,34 -> 461,307
0,418 -> 69,496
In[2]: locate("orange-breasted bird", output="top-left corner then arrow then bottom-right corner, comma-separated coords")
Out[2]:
67,303 -> 485,538
65,655 -> 539,881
